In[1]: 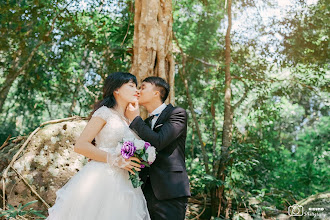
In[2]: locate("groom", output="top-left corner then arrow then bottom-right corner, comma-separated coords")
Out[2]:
125,77 -> 191,220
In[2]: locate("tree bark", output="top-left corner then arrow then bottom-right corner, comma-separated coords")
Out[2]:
213,0 -> 233,216
130,0 -> 175,104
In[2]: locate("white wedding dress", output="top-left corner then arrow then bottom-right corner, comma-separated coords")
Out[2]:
47,106 -> 150,220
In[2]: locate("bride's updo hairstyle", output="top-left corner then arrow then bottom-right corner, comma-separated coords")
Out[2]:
89,72 -> 137,118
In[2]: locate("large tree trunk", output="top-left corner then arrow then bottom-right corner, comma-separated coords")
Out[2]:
130,0 -> 175,104
212,0 -> 233,216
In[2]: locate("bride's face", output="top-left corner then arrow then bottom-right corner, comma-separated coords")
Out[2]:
115,81 -> 139,103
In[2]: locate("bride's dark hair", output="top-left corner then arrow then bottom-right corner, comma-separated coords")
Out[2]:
89,72 -> 137,118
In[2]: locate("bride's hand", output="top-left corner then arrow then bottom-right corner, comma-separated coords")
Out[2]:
123,157 -> 142,175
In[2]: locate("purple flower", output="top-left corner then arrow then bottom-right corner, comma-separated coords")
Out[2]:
144,142 -> 151,150
121,141 -> 136,159
140,164 -> 145,168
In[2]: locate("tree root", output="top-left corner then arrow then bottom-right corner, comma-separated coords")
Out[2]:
0,135 -> 11,151
190,195 -> 207,220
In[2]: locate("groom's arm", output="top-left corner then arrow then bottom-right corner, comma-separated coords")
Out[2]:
129,108 -> 187,152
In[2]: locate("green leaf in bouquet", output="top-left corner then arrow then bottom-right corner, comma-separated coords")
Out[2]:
141,154 -> 148,162
141,161 -> 150,167
135,149 -> 145,158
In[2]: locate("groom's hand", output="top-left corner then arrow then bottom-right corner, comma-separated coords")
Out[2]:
125,101 -> 140,122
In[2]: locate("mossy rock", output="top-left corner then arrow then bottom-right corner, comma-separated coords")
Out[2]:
0,119 -> 87,213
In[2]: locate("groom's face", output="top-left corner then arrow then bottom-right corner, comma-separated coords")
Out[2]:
138,82 -> 157,106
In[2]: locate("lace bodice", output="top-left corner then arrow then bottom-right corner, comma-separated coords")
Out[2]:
92,106 -> 138,151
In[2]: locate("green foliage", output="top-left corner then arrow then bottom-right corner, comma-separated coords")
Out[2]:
0,0 -> 134,142
283,0 -> 329,67
173,0 -> 329,217
225,106 -> 329,211
0,200 -> 46,219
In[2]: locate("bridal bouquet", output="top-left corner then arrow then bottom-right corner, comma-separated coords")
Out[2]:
116,138 -> 156,188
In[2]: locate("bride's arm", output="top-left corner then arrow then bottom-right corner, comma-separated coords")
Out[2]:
74,117 -> 141,174
74,117 -> 108,162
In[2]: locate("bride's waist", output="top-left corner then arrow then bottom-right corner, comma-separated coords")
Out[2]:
86,160 -> 128,177
98,146 -> 117,154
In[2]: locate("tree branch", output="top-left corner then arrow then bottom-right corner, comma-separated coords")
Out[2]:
193,57 -> 218,67
121,0 -> 134,46
0,135 -> 11,151
232,77 -> 249,110
83,85 -> 98,100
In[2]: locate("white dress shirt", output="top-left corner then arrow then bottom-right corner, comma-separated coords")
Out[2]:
150,103 -> 167,129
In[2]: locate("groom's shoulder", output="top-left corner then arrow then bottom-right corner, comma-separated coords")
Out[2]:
168,105 -> 187,118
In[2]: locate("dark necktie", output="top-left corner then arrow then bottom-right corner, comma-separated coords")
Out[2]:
146,113 -> 160,128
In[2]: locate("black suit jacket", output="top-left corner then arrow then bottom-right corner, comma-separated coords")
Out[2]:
129,104 -> 191,200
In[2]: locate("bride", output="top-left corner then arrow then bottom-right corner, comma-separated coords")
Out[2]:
47,72 -> 150,220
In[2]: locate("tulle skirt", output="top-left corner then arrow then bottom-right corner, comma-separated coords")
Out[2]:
47,161 -> 150,220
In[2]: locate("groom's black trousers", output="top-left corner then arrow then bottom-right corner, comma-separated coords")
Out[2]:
143,178 -> 188,220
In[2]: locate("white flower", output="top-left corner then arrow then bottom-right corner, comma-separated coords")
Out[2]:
146,146 -> 156,163
134,139 -> 145,150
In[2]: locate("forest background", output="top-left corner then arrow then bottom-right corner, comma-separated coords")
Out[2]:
0,0 -> 329,219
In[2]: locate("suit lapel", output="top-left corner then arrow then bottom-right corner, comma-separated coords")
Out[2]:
144,116 -> 153,128
153,104 -> 174,130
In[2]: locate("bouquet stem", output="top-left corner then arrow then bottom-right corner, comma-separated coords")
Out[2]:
129,168 -> 143,188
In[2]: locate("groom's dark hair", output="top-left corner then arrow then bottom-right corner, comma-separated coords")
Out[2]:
143,77 -> 170,103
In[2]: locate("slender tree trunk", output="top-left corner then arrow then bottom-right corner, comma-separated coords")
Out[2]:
222,0 -> 233,165
211,88 -> 218,169
69,81 -> 80,116
0,71 -> 20,113
69,48 -> 91,116
46,103 -> 53,118
173,33 -> 210,175
225,195 -> 232,218
130,0 -> 175,104
191,124 -> 195,159
213,0 -> 233,217
179,69 -> 210,174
